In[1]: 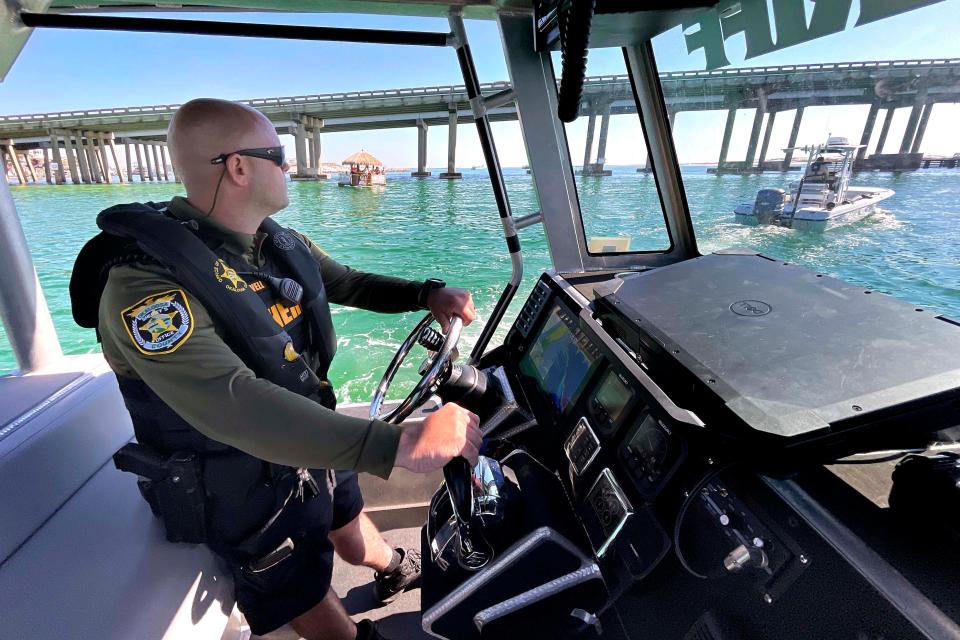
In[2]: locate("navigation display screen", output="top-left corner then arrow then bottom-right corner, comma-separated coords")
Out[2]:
519,305 -> 600,414
590,370 -> 634,435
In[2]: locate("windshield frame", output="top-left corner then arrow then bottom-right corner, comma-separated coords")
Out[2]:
499,14 -> 699,274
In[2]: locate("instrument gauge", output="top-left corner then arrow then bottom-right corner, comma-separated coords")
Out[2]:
621,411 -> 680,498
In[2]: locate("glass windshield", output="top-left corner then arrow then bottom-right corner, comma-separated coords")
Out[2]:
551,48 -> 672,253
0,15 -> 553,399
651,0 -> 960,319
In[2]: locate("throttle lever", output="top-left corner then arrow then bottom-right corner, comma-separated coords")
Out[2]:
443,456 -> 493,570
443,456 -> 474,525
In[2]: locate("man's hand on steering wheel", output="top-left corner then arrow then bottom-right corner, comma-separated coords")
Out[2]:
427,287 -> 476,332
395,403 -> 482,474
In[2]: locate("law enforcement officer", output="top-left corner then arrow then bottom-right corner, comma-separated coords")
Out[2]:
71,98 -> 481,640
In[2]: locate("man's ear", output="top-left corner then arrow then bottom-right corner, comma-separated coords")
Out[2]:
225,155 -> 250,186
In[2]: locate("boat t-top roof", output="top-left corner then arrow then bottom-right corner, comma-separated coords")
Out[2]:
0,0 -> 531,82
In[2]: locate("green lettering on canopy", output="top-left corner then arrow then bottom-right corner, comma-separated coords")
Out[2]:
772,0 -> 852,49
858,0 -> 945,25
683,0 -> 945,70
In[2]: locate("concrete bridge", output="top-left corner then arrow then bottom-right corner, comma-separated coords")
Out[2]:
2,57 -> 958,184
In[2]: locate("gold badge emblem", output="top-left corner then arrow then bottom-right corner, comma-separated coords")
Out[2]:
121,289 -> 194,355
214,258 -> 247,292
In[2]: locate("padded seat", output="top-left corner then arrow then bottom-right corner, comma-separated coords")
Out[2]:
0,356 -> 240,639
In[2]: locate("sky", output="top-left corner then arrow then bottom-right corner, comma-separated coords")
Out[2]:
1,0 -> 958,167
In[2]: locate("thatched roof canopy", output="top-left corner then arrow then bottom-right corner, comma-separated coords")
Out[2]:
343,150 -> 383,166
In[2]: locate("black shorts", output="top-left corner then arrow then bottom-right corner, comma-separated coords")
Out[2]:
225,469 -> 364,636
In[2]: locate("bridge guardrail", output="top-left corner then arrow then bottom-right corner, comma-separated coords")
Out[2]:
1,59 -> 957,126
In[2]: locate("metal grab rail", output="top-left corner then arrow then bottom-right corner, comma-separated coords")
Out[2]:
446,10 -> 522,365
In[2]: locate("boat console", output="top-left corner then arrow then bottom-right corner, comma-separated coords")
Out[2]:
421,253 -> 960,640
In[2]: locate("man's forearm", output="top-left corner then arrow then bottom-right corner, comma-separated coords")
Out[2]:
139,362 -> 402,478
325,266 -> 423,312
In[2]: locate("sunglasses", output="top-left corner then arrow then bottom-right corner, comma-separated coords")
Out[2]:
210,146 -> 285,167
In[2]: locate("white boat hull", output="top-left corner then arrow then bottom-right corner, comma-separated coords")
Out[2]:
735,187 -> 894,231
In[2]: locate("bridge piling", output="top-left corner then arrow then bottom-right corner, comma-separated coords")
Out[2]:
597,110 -> 609,164
107,133 -> 125,183
911,102 -> 933,154
61,132 -> 80,184
717,108 -> 736,170
293,122 -> 309,179
875,108 -> 895,155
41,145 -> 52,184
143,142 -> 155,181
26,151 -> 39,183
123,141 -> 133,183
97,133 -> 112,183
80,132 -> 98,183
142,142 -> 152,181
49,133 -> 65,184
97,139 -> 109,182
743,98 -> 767,169
585,106 -> 612,176
151,143 -> 164,182
440,107 -> 462,179
5,142 -> 25,185
782,106 -> 804,170
412,120 -> 431,177
581,111 -> 597,175
856,103 -> 880,164
757,111 -> 777,169
96,137 -> 108,182
79,131 -> 101,183
147,143 -> 157,181
310,118 -> 327,179
583,111 -> 596,169
134,143 -> 147,182
83,132 -> 100,183
899,103 -> 923,154
159,143 -> 170,181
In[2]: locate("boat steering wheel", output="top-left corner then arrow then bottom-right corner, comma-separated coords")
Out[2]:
369,313 -> 463,424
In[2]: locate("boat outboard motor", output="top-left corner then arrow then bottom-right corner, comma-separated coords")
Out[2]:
753,188 -> 788,224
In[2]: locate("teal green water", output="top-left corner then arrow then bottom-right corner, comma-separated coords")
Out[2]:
4,167 -> 959,405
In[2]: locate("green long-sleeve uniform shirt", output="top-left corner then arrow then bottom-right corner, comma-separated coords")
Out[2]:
99,197 -> 424,479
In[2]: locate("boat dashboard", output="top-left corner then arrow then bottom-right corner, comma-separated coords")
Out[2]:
421,256 -> 960,640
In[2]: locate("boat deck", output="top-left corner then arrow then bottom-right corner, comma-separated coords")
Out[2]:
256,527 -> 428,639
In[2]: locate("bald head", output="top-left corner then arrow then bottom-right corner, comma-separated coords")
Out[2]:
167,98 -> 277,190
166,98 -> 289,231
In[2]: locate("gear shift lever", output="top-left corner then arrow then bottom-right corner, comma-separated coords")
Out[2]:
443,456 -> 492,570
443,456 -> 474,524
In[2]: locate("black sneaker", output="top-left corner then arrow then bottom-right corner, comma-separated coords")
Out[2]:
356,619 -> 388,640
373,548 -> 422,603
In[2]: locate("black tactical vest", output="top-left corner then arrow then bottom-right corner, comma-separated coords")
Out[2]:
71,202 -> 338,544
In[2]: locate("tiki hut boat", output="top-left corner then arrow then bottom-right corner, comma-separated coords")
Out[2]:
338,150 -> 387,187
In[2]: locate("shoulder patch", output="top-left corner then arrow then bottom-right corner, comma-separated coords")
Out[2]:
273,230 -> 296,251
121,289 -> 194,355
214,258 -> 248,293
